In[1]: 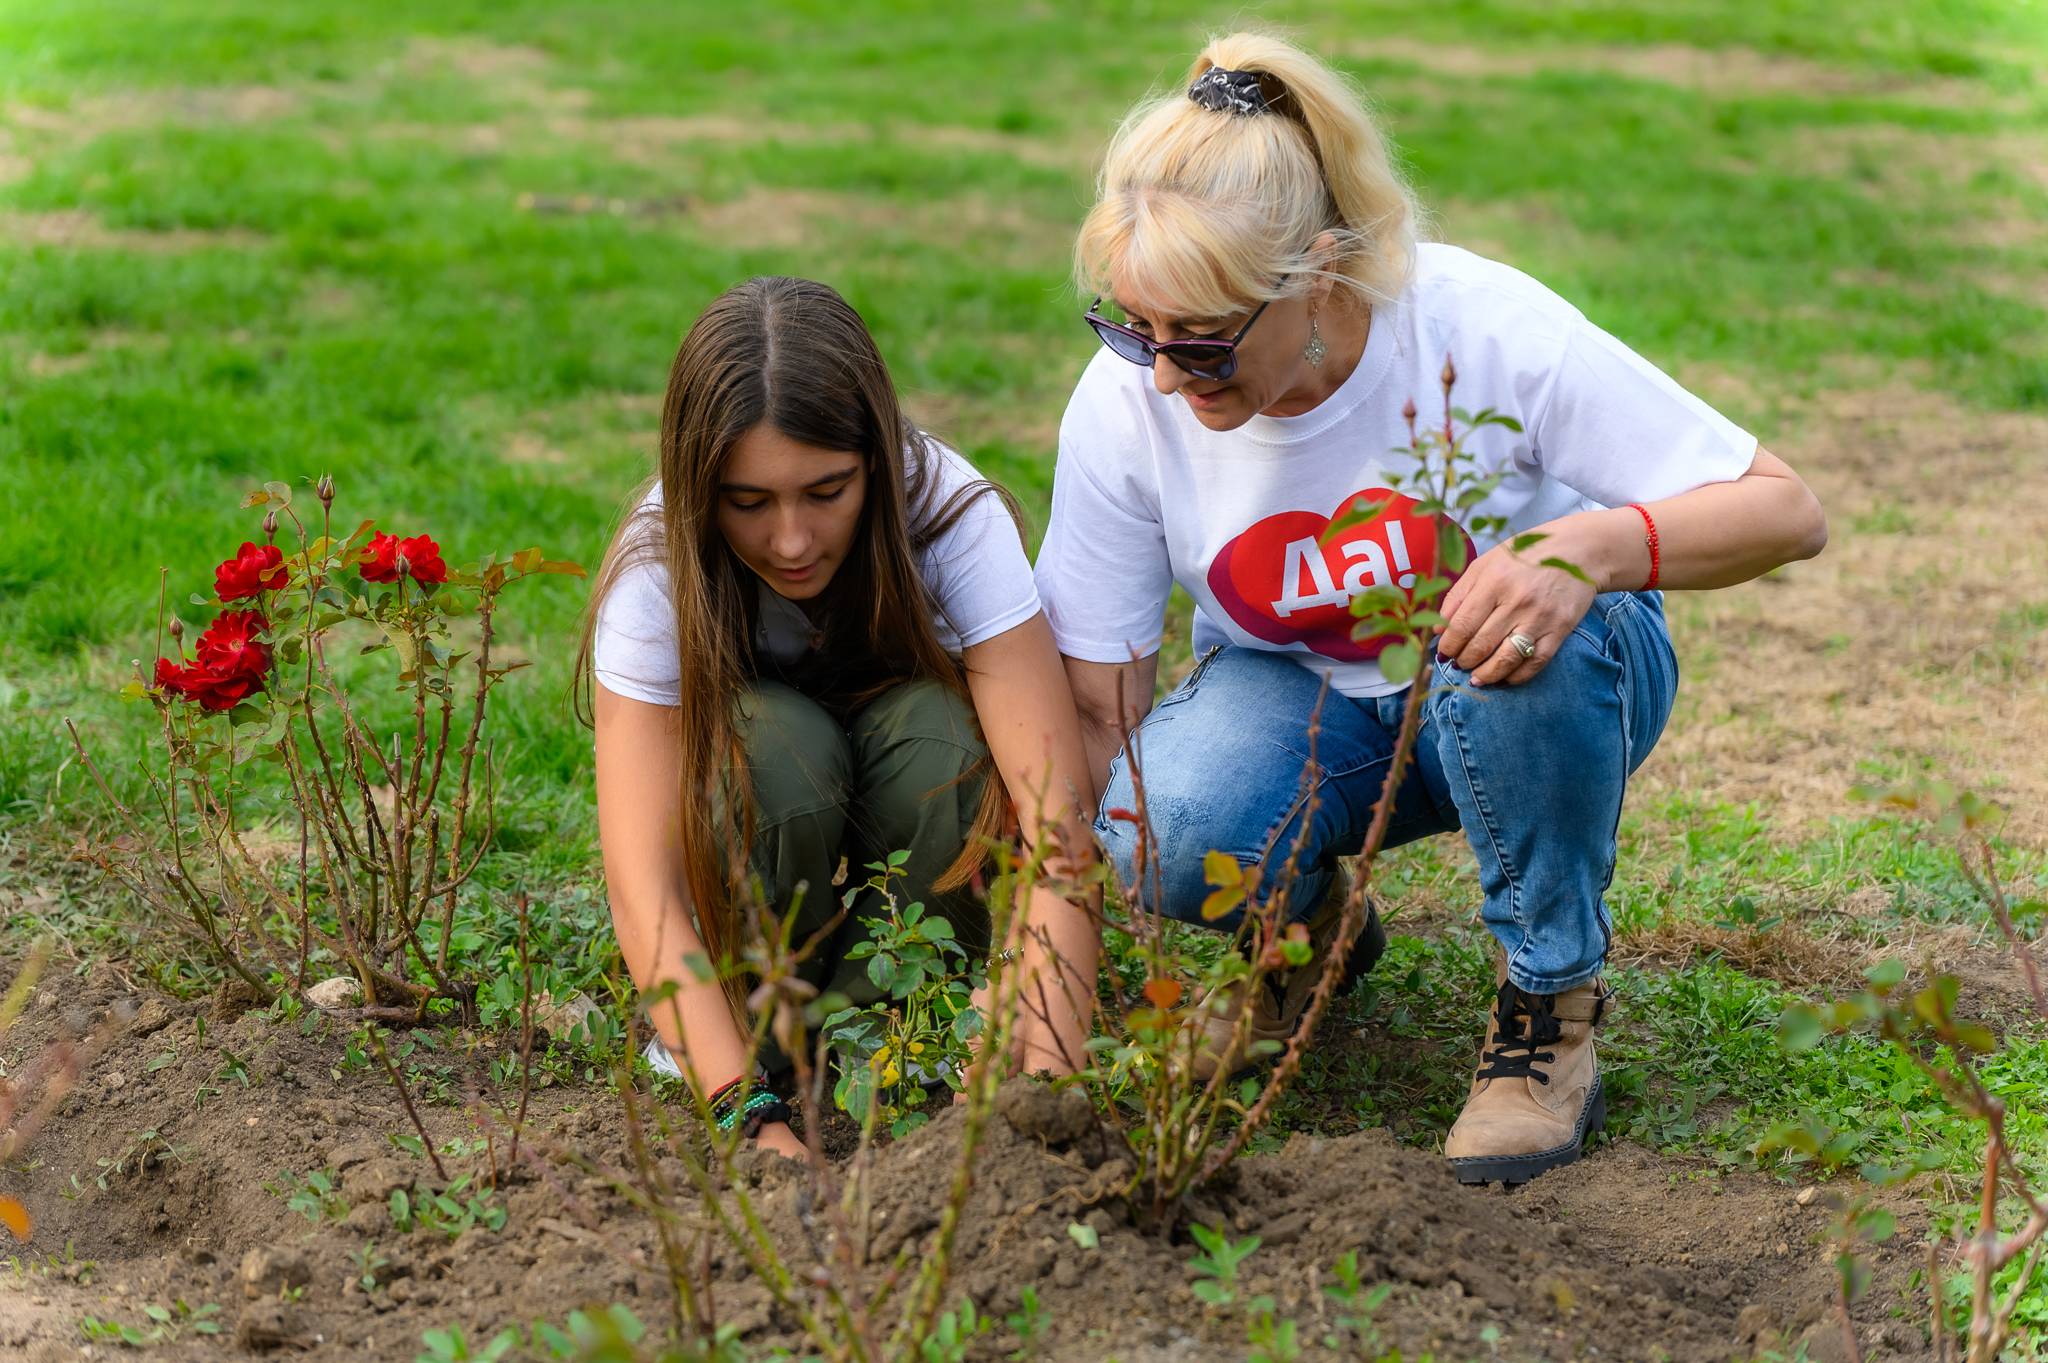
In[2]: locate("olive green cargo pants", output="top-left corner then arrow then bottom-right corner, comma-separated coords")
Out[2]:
735,678 -> 993,1011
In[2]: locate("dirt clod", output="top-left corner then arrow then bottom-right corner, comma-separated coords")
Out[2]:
241,1246 -> 312,1299
341,1158 -> 411,1206
994,1077 -> 1095,1145
129,998 -> 173,1035
236,1299 -> 308,1351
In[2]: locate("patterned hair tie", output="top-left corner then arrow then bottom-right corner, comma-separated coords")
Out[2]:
1189,67 -> 1270,116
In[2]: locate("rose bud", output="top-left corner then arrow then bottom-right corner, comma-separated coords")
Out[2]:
316,473 -> 335,508
1440,354 -> 1457,389
167,615 -> 184,641
262,509 -> 279,540
394,551 -> 412,580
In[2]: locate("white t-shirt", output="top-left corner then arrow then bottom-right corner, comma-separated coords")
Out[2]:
1034,243 -> 1758,699
593,442 -> 1041,707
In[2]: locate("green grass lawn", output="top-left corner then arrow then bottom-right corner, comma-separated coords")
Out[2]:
5,0 -> 2048,1336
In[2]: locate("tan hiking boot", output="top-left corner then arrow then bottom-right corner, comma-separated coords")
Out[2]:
1443,967 -> 1613,1187
1183,868 -> 1387,1084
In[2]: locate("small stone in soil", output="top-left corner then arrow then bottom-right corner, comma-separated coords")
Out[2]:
305,976 -> 364,1010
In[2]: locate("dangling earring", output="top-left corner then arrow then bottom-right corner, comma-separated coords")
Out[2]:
1303,310 -> 1327,367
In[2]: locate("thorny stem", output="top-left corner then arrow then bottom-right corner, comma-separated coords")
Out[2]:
366,1025 -> 448,1182
1201,663 -> 1430,1182
63,720 -> 276,1003
897,845 -> 1034,1350
436,589 -> 497,980
613,1025 -> 705,1342
1836,1263 -> 1867,1363
512,892 -> 535,1166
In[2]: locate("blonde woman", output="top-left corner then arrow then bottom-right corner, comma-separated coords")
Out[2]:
1037,34 -> 1827,1186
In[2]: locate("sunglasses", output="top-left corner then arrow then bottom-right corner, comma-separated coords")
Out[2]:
1084,296 -> 1273,382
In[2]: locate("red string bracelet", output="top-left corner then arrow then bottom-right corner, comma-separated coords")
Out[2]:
1624,503 -> 1660,591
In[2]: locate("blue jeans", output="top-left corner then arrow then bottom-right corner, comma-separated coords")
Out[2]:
1095,592 -> 1678,994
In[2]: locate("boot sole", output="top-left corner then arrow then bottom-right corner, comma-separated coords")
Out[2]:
1446,1077 -> 1606,1189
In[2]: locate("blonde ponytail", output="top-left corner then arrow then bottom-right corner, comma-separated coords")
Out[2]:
1076,31 -> 1424,321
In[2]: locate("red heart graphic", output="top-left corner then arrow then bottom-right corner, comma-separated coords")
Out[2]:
1205,489 -> 1466,662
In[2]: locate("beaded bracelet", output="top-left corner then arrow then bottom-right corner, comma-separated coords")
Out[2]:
1624,502 -> 1661,592
739,1094 -> 794,1140
714,1088 -> 789,1135
704,1071 -> 764,1124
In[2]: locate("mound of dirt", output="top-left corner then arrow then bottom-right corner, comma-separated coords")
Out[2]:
0,969 -> 1930,1361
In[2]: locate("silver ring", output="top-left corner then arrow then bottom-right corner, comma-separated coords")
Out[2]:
1508,632 -> 1537,660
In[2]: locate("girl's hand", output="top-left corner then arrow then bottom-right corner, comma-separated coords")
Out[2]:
1437,529 -> 1602,687
753,1120 -> 807,1161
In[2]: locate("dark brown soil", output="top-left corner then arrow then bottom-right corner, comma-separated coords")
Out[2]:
0,967 -> 1935,1362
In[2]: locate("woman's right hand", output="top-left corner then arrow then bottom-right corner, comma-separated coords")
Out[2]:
753,1120 -> 808,1161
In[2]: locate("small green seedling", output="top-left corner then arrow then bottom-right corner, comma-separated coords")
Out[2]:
1188,1222 -> 1262,1311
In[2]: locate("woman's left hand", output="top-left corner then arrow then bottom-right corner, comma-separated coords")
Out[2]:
1435,532 -> 1600,687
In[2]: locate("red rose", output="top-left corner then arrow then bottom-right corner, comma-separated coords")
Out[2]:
214,542 -> 288,600
153,611 -> 273,713
154,656 -> 196,698
396,534 -> 447,585
194,610 -> 272,679
358,529 -> 447,585
186,668 -> 266,712
359,531 -> 401,583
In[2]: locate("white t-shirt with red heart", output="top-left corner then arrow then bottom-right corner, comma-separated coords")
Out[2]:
1033,243 -> 1758,698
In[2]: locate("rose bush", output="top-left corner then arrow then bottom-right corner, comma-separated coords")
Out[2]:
70,477 -> 582,1017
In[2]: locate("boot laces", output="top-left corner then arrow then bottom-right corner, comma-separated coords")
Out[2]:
1475,981 -> 1563,1084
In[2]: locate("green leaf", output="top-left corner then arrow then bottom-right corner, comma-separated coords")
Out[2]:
1539,556 -> 1596,586
1780,1004 -> 1826,1052
1317,495 -> 1392,546
1510,532 -> 1550,553
1066,1221 -> 1099,1250
1203,849 -> 1242,889
1378,641 -> 1422,685
1199,884 -> 1246,922
1953,1022 -> 1997,1054
1864,958 -> 1907,992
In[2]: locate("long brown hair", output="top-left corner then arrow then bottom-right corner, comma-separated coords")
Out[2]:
576,276 -> 1017,1004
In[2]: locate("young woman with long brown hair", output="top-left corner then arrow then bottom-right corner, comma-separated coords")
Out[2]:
582,277 -> 1097,1157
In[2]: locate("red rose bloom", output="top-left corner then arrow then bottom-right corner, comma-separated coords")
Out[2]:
154,611 -> 273,713
397,533 -> 447,584
358,529 -> 447,585
186,668 -> 266,712
154,656 -> 195,698
214,541 -> 288,600
194,610 -> 272,678
358,531 -> 401,583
